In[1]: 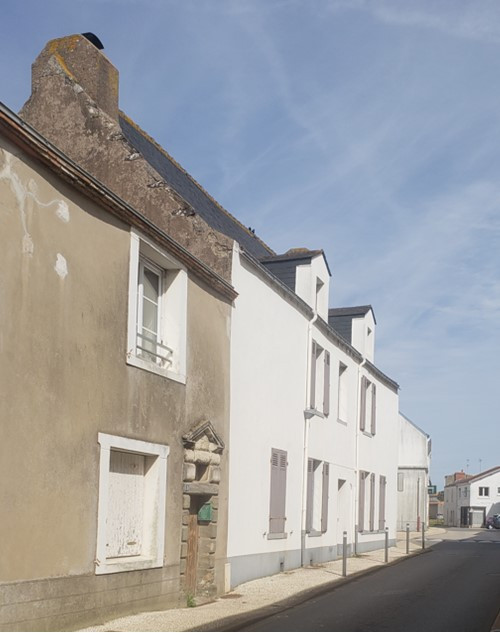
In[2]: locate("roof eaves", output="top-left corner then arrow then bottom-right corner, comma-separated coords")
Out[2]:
364,359 -> 399,393
399,412 -> 430,438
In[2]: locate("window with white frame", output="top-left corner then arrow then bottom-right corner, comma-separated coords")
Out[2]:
497,487 -> 500,495
310,341 -> 330,416
127,230 -> 187,382
95,433 -> 169,575
306,459 -> 330,534
479,486 -> 489,497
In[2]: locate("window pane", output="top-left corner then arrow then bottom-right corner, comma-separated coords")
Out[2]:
143,267 -> 160,302
142,297 -> 158,334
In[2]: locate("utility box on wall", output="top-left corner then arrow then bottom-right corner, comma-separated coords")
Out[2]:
198,501 -> 212,523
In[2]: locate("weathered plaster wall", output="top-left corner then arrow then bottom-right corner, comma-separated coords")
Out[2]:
0,134 -> 230,629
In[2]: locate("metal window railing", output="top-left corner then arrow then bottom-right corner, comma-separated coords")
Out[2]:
136,331 -> 173,367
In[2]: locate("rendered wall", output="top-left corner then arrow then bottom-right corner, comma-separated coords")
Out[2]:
0,136 -> 231,631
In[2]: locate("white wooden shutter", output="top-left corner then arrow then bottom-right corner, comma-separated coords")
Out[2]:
323,351 -> 330,416
321,463 -> 330,533
107,450 -> 145,558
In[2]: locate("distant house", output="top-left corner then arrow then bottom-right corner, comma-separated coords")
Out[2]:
444,467 -> 500,527
429,491 -> 444,521
396,414 -> 431,530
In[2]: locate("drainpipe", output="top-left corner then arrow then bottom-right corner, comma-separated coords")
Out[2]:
301,310 -> 318,567
354,358 -> 367,552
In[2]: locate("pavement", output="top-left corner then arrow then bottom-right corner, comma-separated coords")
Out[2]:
81,526 -> 456,632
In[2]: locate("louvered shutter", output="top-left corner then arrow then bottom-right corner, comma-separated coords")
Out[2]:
321,463 -> 330,533
269,449 -> 287,534
378,476 -> 386,530
358,471 -> 366,531
371,383 -> 377,435
323,351 -> 330,416
369,473 -> 375,531
359,376 -> 367,431
306,458 -> 314,533
310,342 -> 317,409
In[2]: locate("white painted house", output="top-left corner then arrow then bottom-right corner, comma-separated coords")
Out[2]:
329,307 -> 400,554
444,466 -> 500,527
397,413 -> 431,530
227,245 -> 401,587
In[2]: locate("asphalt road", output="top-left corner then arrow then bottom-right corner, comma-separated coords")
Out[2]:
237,529 -> 500,632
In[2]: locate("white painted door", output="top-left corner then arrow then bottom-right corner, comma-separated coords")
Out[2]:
106,450 -> 145,558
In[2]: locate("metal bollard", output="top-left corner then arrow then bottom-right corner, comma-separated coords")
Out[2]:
384,527 -> 389,563
422,522 -> 425,550
406,523 -> 410,554
342,531 -> 347,577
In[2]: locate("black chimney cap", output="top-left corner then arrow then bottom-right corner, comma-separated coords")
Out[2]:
82,32 -> 104,50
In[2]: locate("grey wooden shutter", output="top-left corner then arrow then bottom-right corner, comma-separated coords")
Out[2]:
321,462 -> 330,532
310,342 -> 317,409
371,383 -> 377,435
269,449 -> 287,534
358,471 -> 365,531
369,473 -> 375,532
306,458 -> 314,533
379,476 -> 386,530
359,376 -> 367,431
323,351 -> 330,416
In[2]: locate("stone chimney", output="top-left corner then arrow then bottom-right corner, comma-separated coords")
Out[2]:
19,34 -> 235,282
23,34 -> 119,122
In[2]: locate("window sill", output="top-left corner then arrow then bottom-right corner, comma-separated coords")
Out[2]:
306,530 -> 323,538
361,430 -> 375,438
126,354 -> 186,384
337,418 -> 348,426
267,532 -> 288,540
95,554 -> 162,575
305,408 -> 325,419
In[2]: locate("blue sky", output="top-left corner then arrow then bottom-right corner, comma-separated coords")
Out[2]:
1,0 -> 499,487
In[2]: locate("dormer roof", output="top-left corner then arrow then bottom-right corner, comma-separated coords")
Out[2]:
328,305 -> 376,344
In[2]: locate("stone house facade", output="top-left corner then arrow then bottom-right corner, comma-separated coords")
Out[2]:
0,92 -> 233,629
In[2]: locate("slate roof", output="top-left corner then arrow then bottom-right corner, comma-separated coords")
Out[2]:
119,113 -> 274,260
328,305 -> 375,320
259,248 -> 332,291
327,305 -> 374,344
